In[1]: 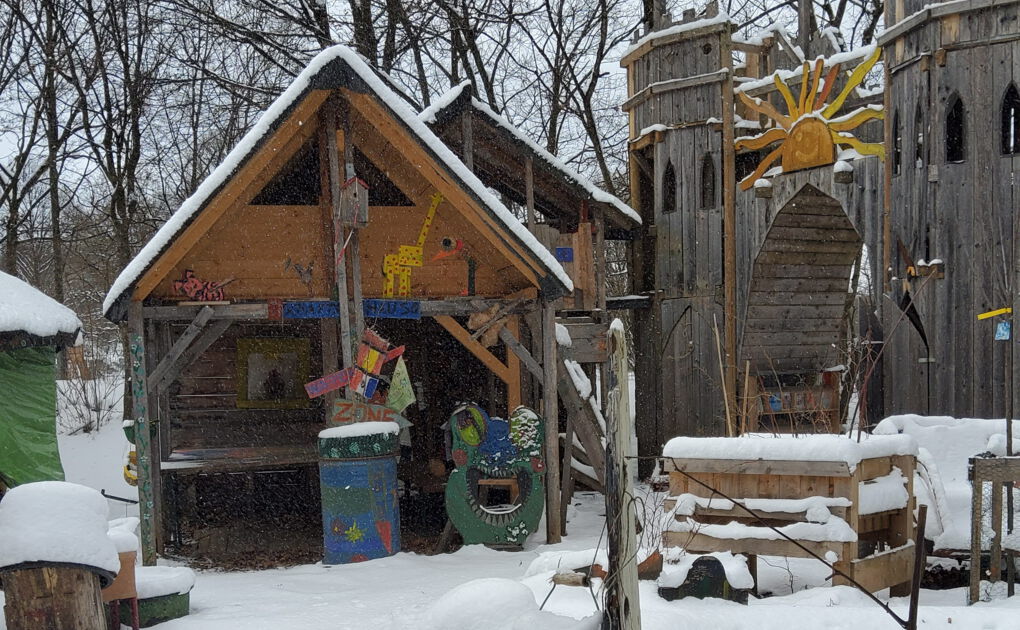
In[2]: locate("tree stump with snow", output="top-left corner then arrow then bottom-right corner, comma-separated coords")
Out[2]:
1,564 -> 108,630
0,482 -> 121,630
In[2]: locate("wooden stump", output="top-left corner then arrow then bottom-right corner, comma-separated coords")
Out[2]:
1,565 -> 107,630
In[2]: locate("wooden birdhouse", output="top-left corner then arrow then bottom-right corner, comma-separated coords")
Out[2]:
340,177 -> 369,227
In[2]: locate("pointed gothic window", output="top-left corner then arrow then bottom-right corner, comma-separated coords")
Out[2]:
663,160 -> 677,213
892,110 -> 902,175
700,154 -> 716,208
1003,84 -> 1020,155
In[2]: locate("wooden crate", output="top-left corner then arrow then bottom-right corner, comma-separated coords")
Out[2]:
661,452 -> 916,594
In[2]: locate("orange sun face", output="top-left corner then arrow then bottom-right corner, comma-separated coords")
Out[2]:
735,48 -> 885,190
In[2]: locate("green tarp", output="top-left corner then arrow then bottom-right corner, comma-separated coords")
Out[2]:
0,346 -> 64,487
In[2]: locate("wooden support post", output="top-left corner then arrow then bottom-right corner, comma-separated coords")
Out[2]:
505,316 -> 522,415
143,320 -> 164,554
499,325 -> 543,379
128,301 -> 156,565
560,401 -> 574,536
991,481 -> 1003,581
542,301 -> 562,543
320,318 -> 340,413
720,33 -> 739,437
326,106 -> 354,367
1,565 -> 107,630
525,157 -> 536,234
969,473 -> 984,604
342,116 -> 365,339
603,322 -> 641,630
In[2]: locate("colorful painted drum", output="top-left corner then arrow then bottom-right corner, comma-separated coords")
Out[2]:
318,423 -> 401,564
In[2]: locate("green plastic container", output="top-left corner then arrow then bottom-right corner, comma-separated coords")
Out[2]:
113,592 -> 191,628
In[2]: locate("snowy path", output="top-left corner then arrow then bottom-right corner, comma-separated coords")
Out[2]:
3,417 -> 1020,628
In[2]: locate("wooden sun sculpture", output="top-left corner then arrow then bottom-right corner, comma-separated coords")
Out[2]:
735,48 -> 884,190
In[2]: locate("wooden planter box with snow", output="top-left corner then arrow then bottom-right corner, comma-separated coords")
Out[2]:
659,434 -> 918,595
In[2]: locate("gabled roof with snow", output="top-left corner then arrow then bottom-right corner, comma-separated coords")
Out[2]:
103,46 -> 574,321
421,84 -> 640,232
0,272 -> 81,349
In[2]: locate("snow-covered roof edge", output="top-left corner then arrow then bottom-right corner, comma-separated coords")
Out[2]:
0,271 -> 82,343
621,13 -> 733,60
420,85 -> 640,226
104,46 -> 573,320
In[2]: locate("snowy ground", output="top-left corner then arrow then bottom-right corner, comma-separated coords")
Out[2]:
3,400 -> 1020,628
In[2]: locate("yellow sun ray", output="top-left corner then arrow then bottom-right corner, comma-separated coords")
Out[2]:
738,145 -> 783,191
737,92 -> 792,129
813,63 -> 841,110
805,59 -> 824,111
773,73 -> 800,118
797,62 -> 812,115
831,131 -> 885,159
822,47 -> 882,118
735,127 -> 788,151
828,107 -> 884,132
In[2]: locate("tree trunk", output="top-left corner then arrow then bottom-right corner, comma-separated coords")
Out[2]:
1,565 -> 107,630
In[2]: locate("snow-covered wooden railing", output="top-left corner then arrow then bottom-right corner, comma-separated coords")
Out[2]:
659,434 -> 919,594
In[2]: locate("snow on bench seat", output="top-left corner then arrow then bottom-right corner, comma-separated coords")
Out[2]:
662,433 -> 918,473
667,516 -> 858,543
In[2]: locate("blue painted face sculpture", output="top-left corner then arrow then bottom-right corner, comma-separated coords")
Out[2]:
444,404 -> 545,546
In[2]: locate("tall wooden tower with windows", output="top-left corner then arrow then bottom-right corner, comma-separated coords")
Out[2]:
624,0 -> 1019,464
879,0 -> 1020,418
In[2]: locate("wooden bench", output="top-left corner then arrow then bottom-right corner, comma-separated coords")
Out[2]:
660,442 -> 917,595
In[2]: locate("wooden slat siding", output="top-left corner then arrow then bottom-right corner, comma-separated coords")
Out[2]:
662,458 -> 852,477
664,531 -> 848,558
133,93 -> 328,302
344,96 -> 549,292
167,320 -> 321,453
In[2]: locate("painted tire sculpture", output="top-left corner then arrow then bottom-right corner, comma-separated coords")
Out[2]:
444,404 -> 545,547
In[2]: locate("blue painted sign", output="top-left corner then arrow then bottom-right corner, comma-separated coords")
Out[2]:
284,301 -> 339,319
363,299 -> 421,320
555,247 -> 574,263
995,321 -> 1011,341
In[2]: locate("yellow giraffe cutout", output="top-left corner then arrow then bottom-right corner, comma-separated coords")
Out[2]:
382,192 -> 442,297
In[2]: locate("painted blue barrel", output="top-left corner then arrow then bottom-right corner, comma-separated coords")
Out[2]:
318,423 -> 400,564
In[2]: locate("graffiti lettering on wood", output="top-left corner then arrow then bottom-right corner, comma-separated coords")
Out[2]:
173,270 -> 234,301
331,399 -> 407,426
363,299 -> 421,320
284,301 -> 340,319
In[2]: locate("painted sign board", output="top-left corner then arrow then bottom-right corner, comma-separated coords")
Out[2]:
363,299 -> 421,320
331,399 -> 408,428
305,367 -> 354,398
284,301 -> 340,319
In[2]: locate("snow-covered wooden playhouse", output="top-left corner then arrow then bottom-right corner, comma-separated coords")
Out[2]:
103,46 -> 638,563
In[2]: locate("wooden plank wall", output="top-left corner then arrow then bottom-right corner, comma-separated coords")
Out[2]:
163,320 -> 324,454
883,6 -> 1020,418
